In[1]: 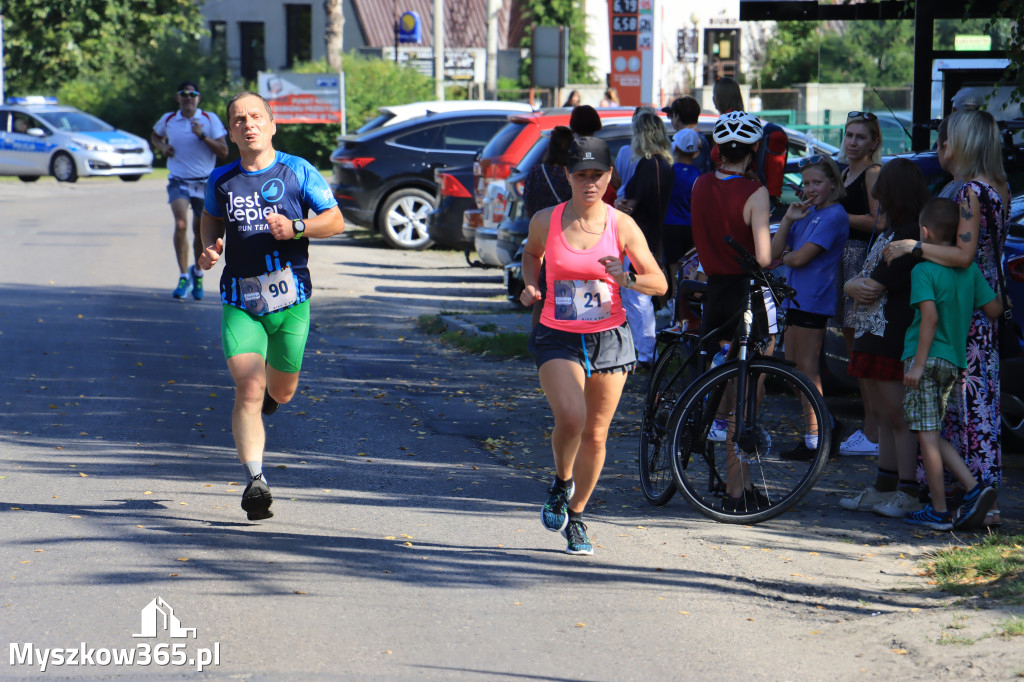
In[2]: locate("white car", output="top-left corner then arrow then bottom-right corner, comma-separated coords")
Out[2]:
0,96 -> 154,182
354,99 -> 536,136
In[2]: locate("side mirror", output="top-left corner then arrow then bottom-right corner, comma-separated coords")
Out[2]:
27,128 -> 47,137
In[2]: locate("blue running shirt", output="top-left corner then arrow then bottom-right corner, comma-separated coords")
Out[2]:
205,152 -> 338,312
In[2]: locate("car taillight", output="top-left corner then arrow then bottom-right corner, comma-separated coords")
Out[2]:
512,179 -> 526,199
1009,256 -> 1024,282
439,173 -> 471,198
485,161 -> 512,180
337,157 -> 374,169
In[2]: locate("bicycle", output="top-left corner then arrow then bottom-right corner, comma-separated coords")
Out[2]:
664,237 -> 832,524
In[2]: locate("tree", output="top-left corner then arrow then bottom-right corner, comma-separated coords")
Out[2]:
2,0 -> 206,96
324,0 -> 344,72
516,0 -> 597,87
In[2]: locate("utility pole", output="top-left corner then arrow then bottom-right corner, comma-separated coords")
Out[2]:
434,0 -> 444,100
485,0 -> 499,99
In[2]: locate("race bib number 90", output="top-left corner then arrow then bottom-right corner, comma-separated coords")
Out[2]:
239,266 -> 297,316
553,279 -> 612,321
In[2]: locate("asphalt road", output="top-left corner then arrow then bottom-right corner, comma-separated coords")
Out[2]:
1,177 -> 1021,680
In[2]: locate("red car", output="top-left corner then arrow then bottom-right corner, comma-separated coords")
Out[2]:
470,107 -> 637,228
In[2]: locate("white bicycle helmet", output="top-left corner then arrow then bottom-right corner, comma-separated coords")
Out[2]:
712,111 -> 763,145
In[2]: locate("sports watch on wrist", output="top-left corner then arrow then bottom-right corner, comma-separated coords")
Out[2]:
292,219 -> 306,240
623,271 -> 637,289
911,240 -> 923,259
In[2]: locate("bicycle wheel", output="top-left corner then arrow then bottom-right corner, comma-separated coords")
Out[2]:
638,338 -> 700,505
670,357 -> 831,524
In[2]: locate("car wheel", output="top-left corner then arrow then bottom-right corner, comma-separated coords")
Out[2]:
50,152 -> 78,183
377,188 -> 436,250
119,174 -> 143,182
17,175 -> 40,183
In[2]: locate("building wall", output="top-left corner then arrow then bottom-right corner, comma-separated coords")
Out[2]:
200,0 -> 365,78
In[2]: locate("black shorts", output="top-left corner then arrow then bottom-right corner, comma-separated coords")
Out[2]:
702,274 -> 769,345
785,309 -> 829,329
529,321 -> 636,375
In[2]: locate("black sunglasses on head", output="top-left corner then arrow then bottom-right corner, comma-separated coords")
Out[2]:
847,111 -> 877,121
178,90 -> 200,98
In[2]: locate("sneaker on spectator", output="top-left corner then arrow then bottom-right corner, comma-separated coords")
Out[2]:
904,504 -> 953,531
839,486 -> 894,512
708,418 -> 728,442
172,275 -> 191,299
872,490 -> 922,518
839,430 -> 879,456
541,481 -> 574,532
953,485 -> 997,530
562,518 -> 593,555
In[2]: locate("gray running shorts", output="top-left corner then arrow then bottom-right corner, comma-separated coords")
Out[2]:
529,321 -> 637,375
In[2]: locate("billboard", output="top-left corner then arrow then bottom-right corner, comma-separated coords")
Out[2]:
257,72 -> 341,125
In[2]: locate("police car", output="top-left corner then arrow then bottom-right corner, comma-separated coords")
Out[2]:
0,96 -> 153,182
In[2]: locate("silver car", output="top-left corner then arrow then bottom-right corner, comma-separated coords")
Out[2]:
0,97 -> 153,182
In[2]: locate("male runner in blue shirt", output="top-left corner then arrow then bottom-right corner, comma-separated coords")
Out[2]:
198,91 -> 345,520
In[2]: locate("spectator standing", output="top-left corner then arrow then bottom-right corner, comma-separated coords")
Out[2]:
710,78 -> 788,201
568,105 -> 602,137
523,126 -> 574,220
612,106 -> 656,205
935,117 -> 966,200
690,111 -> 773,511
152,81 -> 229,299
901,198 -> 1000,531
622,110 -> 674,368
839,159 -> 930,516
836,111 -> 884,457
885,109 -> 1011,528
664,96 -> 712,173
519,137 -> 666,554
770,155 -> 848,461
563,90 -> 582,107
663,128 -> 702,330
599,88 -> 620,108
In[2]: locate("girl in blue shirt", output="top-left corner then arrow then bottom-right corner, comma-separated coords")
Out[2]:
770,155 -> 849,459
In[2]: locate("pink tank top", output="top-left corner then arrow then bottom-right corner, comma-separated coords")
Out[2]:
540,202 -> 627,332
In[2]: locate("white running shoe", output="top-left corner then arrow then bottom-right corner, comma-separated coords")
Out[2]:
839,430 -> 879,456
871,490 -> 923,518
708,418 -> 728,442
838,486 -> 895,512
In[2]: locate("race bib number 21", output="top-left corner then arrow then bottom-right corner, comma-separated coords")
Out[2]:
553,279 -> 611,321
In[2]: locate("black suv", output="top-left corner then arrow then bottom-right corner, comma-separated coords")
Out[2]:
330,108 -> 525,250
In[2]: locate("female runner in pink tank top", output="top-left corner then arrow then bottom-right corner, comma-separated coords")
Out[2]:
519,137 -> 667,555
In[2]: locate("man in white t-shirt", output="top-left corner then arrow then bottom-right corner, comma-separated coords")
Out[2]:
152,81 -> 228,299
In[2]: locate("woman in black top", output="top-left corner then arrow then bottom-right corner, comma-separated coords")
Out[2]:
836,111 -> 883,456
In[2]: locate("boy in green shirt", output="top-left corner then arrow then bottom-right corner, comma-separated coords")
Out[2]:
902,198 -> 1002,531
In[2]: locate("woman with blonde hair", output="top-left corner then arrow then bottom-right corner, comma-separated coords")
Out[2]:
885,109 -> 1011,527
621,109 -> 674,367
599,87 -> 619,108
836,111 -> 885,458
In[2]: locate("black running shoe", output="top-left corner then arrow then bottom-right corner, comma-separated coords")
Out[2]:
722,486 -> 771,513
262,388 -> 279,415
779,444 -> 816,461
241,473 -> 273,520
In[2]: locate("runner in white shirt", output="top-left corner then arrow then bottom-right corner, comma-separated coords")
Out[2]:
152,81 -> 228,300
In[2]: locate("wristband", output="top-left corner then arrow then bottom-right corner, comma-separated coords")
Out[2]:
199,132 -> 206,140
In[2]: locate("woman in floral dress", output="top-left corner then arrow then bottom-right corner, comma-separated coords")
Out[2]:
886,109 -> 1010,526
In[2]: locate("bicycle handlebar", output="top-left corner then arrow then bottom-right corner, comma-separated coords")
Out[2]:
723,235 -> 800,307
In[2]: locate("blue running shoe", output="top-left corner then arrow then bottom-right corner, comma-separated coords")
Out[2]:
562,518 -> 593,555
172,275 -> 191,299
953,484 -> 996,530
190,267 -> 203,300
904,504 -> 952,531
541,481 -> 574,532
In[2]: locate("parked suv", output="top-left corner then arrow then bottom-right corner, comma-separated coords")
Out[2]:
354,100 -> 535,136
330,107 -> 525,250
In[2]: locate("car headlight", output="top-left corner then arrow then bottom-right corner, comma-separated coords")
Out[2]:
72,137 -> 113,152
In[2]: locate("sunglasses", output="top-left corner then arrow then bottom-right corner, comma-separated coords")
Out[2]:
847,111 -> 877,121
178,90 -> 200,98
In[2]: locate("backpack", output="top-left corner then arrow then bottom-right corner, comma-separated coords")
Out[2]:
753,120 -> 788,199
